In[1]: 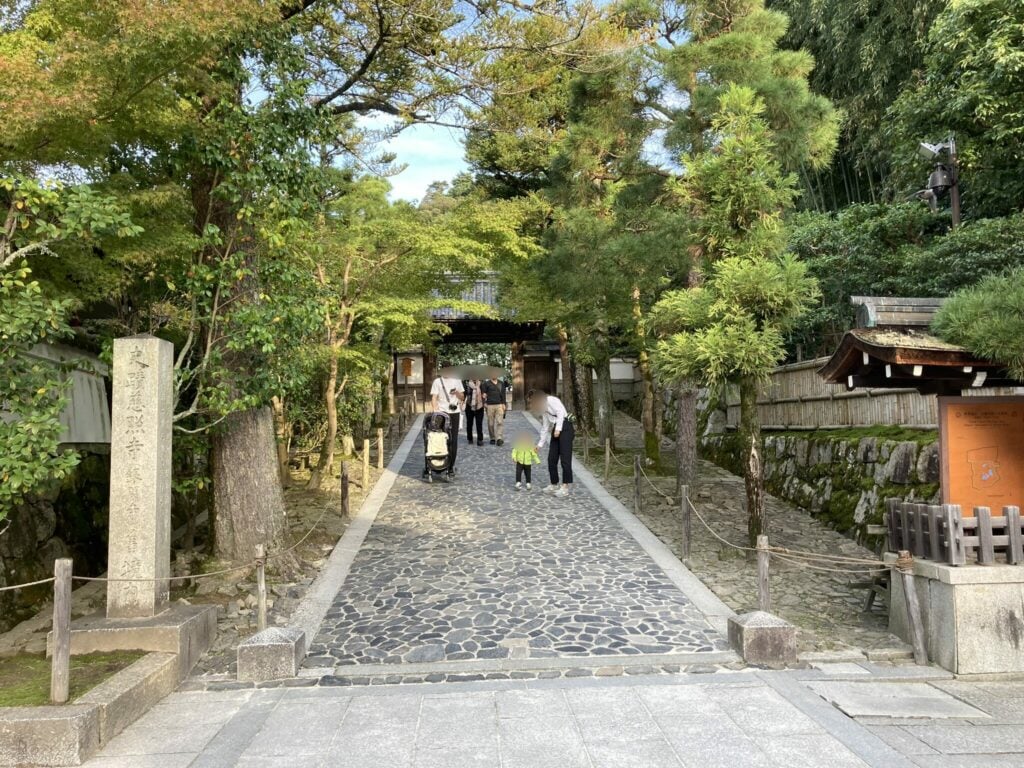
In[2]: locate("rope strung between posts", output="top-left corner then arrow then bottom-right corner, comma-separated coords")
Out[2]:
636,462 -> 678,503
72,503 -> 332,585
0,576 -> 57,593
771,552 -> 889,575
683,496 -> 886,569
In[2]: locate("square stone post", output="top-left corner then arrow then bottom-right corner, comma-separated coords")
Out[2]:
106,335 -> 173,618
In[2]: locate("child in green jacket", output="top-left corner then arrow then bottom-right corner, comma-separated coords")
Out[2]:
511,432 -> 541,490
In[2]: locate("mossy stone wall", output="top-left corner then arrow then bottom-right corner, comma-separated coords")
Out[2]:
701,431 -> 940,537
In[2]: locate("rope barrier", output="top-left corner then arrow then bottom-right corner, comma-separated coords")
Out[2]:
636,463 -> 678,503
72,503 -> 332,585
771,552 -> 889,576
0,576 -> 56,593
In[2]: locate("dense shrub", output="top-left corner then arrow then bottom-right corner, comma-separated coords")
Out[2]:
785,205 -> 1024,359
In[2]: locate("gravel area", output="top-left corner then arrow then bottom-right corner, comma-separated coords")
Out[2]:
577,412 -> 908,656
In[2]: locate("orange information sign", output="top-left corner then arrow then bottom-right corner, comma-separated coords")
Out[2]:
400,357 -> 414,378
939,396 -> 1024,515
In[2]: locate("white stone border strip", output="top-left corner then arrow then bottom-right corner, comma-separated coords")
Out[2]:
523,413 -> 736,638
289,415 -> 424,655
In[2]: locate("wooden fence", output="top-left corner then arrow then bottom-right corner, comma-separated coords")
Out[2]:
886,499 -> 1024,566
723,357 -> 1024,430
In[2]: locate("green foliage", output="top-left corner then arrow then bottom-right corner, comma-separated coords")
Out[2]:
886,0 -> 1024,219
767,0 -> 946,202
663,0 -> 841,173
933,268 -> 1024,379
0,263 -> 79,521
654,252 -> 819,386
785,205 -> 1024,358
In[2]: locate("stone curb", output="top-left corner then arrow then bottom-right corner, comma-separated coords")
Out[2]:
0,651 -> 178,767
522,413 -> 738,642
286,415 -> 424,660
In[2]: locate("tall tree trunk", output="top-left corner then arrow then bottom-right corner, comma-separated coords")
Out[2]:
572,359 -> 594,431
307,346 -> 339,490
738,375 -> 765,546
632,286 -> 658,466
386,356 -> 396,415
593,339 -> 615,449
638,355 -> 658,465
211,407 -> 287,562
271,395 -> 291,488
556,326 -> 575,416
675,381 -> 698,492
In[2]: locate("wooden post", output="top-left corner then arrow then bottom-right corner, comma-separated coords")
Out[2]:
633,455 -> 642,516
1006,506 -> 1022,565
376,427 -> 384,470
255,544 -> 267,633
583,433 -> 589,464
340,461 -> 350,517
756,535 -> 771,613
50,558 -> 72,704
896,550 -> 928,665
681,484 -> 691,560
412,389 -> 418,413
604,438 -> 611,482
362,439 -> 370,490
977,506 -> 994,565
927,505 -> 942,562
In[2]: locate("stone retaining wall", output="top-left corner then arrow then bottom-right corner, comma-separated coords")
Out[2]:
701,431 -> 940,536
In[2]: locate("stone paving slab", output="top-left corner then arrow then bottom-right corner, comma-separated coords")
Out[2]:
305,413 -> 729,672
77,675 -> 903,767
807,681 -> 991,719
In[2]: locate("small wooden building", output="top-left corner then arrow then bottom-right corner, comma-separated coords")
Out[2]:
820,297 -> 1024,675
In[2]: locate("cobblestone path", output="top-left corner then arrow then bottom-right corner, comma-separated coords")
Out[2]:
304,413 -> 729,672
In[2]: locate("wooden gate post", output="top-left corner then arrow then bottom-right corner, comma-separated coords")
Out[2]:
681,485 -> 691,560
255,545 -> 268,632
362,438 -> 370,490
604,439 -> 611,482
376,427 -> 385,469
756,535 -> 771,613
897,550 -> 928,665
633,455 -> 642,516
50,558 -> 73,704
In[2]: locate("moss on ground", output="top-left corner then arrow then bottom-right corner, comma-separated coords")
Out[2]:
0,651 -> 143,707
772,426 -> 938,445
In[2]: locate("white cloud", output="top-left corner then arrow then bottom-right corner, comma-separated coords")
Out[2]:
358,121 -> 469,203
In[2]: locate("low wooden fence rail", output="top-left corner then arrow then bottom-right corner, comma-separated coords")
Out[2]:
886,499 -> 1023,566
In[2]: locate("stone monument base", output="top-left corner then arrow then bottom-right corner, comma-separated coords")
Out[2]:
49,603 -> 217,682
728,611 -> 798,668
888,554 -> 1024,675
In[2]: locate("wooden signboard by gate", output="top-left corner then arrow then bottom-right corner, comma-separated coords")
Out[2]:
939,396 -> 1024,515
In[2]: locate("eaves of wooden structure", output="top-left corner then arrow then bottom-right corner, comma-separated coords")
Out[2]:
818,297 -> 1023,395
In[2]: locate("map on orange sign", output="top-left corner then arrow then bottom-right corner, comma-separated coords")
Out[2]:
939,397 -> 1024,515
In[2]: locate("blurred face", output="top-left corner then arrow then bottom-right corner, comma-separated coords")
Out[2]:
529,393 -> 548,415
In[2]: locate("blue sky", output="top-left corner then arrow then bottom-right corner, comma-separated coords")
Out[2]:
373,123 -> 469,203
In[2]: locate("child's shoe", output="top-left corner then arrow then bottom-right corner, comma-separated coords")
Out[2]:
526,483 -> 532,490
515,481 -> 522,490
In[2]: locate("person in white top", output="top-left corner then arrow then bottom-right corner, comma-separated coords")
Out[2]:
529,388 -> 574,497
431,373 -> 465,471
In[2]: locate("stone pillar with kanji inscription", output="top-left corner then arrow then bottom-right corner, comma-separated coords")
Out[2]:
106,335 -> 173,618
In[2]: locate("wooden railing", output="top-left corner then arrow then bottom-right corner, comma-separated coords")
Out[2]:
886,499 -> 1024,566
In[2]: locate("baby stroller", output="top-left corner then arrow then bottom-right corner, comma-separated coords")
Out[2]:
422,412 -> 454,483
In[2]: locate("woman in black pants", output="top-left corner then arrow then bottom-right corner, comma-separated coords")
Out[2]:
529,388 -> 574,498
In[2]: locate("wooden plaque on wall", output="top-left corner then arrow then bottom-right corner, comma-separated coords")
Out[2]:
939,396 -> 1024,514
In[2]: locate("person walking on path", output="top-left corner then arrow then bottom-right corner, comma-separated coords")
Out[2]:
511,432 -> 541,490
431,371 -> 465,471
464,378 -> 485,446
481,375 -> 508,446
529,388 -> 574,497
